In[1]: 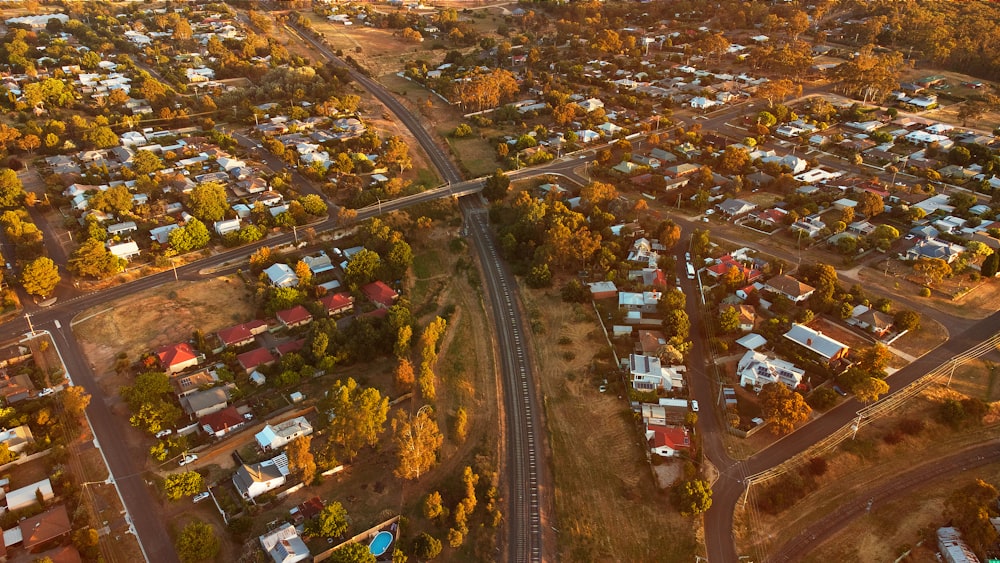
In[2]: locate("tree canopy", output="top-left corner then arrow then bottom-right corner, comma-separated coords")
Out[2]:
21,256 -> 60,297
70,238 -> 125,279
758,383 -> 812,435
324,378 -> 389,460
175,519 -> 220,563
393,407 -> 443,480
0,168 -> 24,207
187,181 -> 229,222
306,502 -> 349,539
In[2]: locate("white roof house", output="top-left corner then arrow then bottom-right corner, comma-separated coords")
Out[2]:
259,522 -> 310,563
737,350 -> 805,392
234,453 -> 290,500
577,98 -> 604,112
3,478 -> 54,512
0,425 -> 32,454
214,218 -> 241,236
264,263 -> 299,288
629,354 -> 685,392
783,324 -> 849,363
107,241 -> 140,261
302,252 -> 334,275
255,417 -> 313,451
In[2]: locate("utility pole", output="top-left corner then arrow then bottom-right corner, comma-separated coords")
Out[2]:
171,256 -> 178,282
25,313 -> 34,336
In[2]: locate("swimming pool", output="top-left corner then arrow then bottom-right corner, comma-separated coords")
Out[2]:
369,530 -> 393,557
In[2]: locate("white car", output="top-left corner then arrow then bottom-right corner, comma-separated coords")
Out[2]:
179,454 -> 198,466
155,429 -> 173,439
685,252 -> 691,261
192,492 -> 211,504
690,400 -> 699,412
37,388 -> 54,397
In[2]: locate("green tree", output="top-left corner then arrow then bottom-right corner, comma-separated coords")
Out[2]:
131,150 -> 164,176
306,502 -> 349,538
411,533 -> 442,560
719,306 -> 741,333
758,382 -> 812,435
345,249 -> 380,290
89,185 -> 134,214
483,169 -> 511,202
169,219 -> 211,253
83,126 -> 119,149
853,376 -> 889,404
164,471 -> 204,500
21,257 -> 60,297
187,181 -> 228,222
981,251 -> 999,277
286,435 -> 317,484
913,257 -> 952,285
299,194 -> 328,216
672,479 -> 713,516
0,168 -> 24,207
393,407 -> 443,480
69,239 -> 125,279
175,520 -> 220,563
121,371 -> 180,433
329,542 -> 375,563
325,378 -> 389,460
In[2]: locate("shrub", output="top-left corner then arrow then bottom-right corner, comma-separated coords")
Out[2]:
919,287 -> 931,297
897,418 -> 925,436
807,457 -> 828,477
453,123 -> 473,138
807,387 -> 838,411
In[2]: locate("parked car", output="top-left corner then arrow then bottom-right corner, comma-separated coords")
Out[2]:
690,400 -> 699,412
37,388 -> 54,397
179,454 -> 198,466
833,385 -> 848,397
192,492 -> 211,503
155,429 -> 173,439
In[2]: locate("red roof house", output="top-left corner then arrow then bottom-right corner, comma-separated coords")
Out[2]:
646,424 -> 691,457
275,305 -> 313,329
362,281 -> 398,309
218,320 -> 268,348
318,292 -> 354,316
20,505 -> 72,552
275,339 -> 305,356
237,347 -> 276,374
200,406 -> 246,438
156,342 -> 200,374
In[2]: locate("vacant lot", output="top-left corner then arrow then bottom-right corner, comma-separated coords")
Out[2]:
520,284 -> 699,562
858,261 -> 1000,321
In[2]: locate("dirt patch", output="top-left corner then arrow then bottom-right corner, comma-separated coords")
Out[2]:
521,287 -> 698,561
860,260 -> 1000,321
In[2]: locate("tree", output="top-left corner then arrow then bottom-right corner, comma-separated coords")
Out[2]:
69,238 -> 125,279
83,126 -> 119,149
169,219 -> 211,253
672,479 -> 713,516
381,136 -> 411,173
423,491 -> 445,519
658,220 -> 681,248
21,257 -> 60,297
286,435 -> 317,484
913,257 -> 952,285
981,251 -> 999,277
345,249 -> 380,290
856,344 -> 892,376
294,260 -> 312,287
121,371 -> 180,433
412,533 -> 442,560
61,386 -> 91,418
175,520 -> 219,563
394,358 -> 415,392
719,306 -> 741,333
856,191 -> 884,218
580,181 -> 618,208
853,376 -> 889,404
329,543 -> 375,563
947,479 -> 1000,556
307,502 -> 349,538
755,78 -> 801,108
300,194 -> 328,217
89,185 -> 134,215
833,45 -> 904,104
164,471 -> 204,500
131,150 -> 164,176
892,309 -> 921,332
758,382 -> 812,435
453,407 -> 468,442
393,407 -> 444,480
0,168 -> 24,208
325,378 -> 389,460
187,182 -> 228,222
483,169 -> 511,202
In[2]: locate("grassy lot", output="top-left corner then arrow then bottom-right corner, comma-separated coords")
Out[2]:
857,261 -> 1000,320
520,285 -> 699,562
890,315 -> 948,360
948,357 -> 1000,402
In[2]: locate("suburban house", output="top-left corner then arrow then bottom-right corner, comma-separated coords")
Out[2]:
720,304 -> 756,332
214,218 -> 241,236
904,238 -> 965,264
259,522 -> 310,563
362,281 -> 398,308
218,320 -> 268,348
238,347 -> 277,374
233,453 -> 290,500
18,505 -> 72,553
783,324 -> 850,364
180,386 -> 230,419
255,416 -> 314,451
855,308 -> 895,337
156,342 -> 202,374
200,406 -> 246,438
629,353 -> 685,391
936,527 -> 979,563
275,305 -> 313,329
264,263 -> 299,288
645,424 -> 691,457
0,425 -> 33,454
3,478 -> 54,511
170,368 -> 219,398
588,281 -> 618,300
108,241 -> 141,261
764,275 -> 816,303
636,329 -> 668,356
302,251 -> 334,275
715,199 -> 757,217
318,292 -> 354,316
737,350 -> 806,392
618,291 -> 661,314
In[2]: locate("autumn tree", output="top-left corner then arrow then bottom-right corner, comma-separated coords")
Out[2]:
286,435 -> 317,484
393,407 -> 444,480
913,257 -> 952,286
758,382 -> 812,435
855,191 -> 884,218
61,386 -> 91,418
306,502 -> 349,538
0,168 -> 25,208
755,79 -> 802,108
454,69 -> 519,111
394,358 -> 415,393
856,344 -> 892,376
324,378 -> 389,460
853,376 -> 889,404
672,478 -> 713,516
69,239 -> 125,279
946,479 -> 999,556
580,181 -> 617,208
164,471 -> 204,500
833,45 -> 904,104
453,407 -> 468,442
21,256 -> 60,297
175,520 -> 219,563
381,136 -> 411,174
658,220 -> 681,248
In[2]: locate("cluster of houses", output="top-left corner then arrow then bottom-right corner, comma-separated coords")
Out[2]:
253,110 -> 375,173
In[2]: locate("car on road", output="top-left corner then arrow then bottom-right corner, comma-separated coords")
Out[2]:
690,400 -> 699,412
179,454 -> 198,466
37,388 -> 54,397
833,385 -> 848,396
685,252 -> 691,261
192,492 -> 211,504
155,429 -> 173,439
